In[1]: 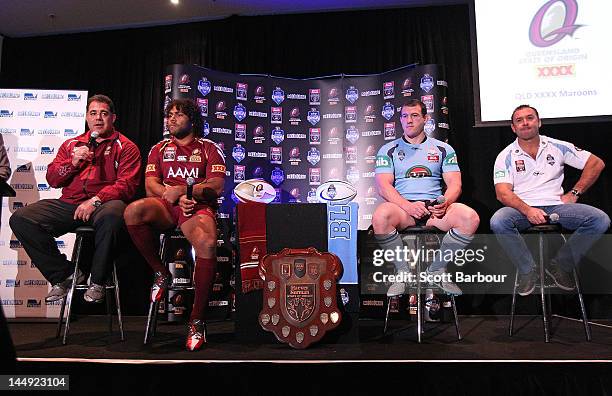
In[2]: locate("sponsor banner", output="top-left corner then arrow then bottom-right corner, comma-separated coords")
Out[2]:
0,88 -> 86,318
165,64 -> 448,231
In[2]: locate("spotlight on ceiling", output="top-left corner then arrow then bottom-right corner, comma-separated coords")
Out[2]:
170,0 -> 179,5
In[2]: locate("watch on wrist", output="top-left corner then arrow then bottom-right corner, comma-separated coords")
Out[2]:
92,199 -> 102,208
570,189 -> 582,197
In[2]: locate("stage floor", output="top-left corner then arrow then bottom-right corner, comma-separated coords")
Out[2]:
9,315 -> 612,362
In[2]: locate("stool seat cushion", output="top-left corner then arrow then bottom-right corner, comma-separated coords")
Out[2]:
525,224 -> 562,233
400,225 -> 444,234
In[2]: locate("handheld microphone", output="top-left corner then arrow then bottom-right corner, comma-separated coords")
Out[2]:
186,177 -> 195,200
548,213 -> 560,223
88,130 -> 100,148
427,195 -> 446,207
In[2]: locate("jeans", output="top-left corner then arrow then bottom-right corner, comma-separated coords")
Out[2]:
490,204 -> 610,274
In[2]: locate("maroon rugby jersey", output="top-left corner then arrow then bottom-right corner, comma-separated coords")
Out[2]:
145,137 -> 226,188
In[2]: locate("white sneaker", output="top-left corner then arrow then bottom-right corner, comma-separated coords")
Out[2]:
425,267 -> 462,295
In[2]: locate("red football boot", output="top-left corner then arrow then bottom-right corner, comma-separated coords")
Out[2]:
186,319 -> 207,351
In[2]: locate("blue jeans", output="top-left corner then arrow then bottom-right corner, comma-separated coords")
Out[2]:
490,204 -> 610,274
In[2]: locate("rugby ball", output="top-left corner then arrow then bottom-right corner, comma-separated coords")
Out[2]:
234,179 -> 276,204
316,180 -> 357,204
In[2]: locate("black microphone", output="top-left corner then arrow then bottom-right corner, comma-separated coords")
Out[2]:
88,130 -> 100,149
427,195 -> 446,207
186,177 -> 195,200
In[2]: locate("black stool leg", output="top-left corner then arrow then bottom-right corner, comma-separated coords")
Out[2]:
62,233 -> 84,345
537,232 -> 550,343
383,297 -> 392,334
450,295 -> 462,340
573,268 -> 592,341
509,270 -> 519,336
106,287 -> 113,335
144,300 -> 160,344
112,264 -> 124,341
56,295 -> 67,338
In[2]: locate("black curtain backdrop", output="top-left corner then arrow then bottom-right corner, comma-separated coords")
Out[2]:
1,5 -> 610,315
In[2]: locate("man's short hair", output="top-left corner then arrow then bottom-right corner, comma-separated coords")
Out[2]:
511,104 -> 539,123
401,99 -> 427,116
165,98 -> 202,136
87,94 -> 115,114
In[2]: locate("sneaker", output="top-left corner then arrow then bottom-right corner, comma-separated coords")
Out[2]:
545,262 -> 575,291
186,319 -> 207,351
84,283 -> 106,303
425,267 -> 462,295
517,270 -> 538,296
387,282 -> 406,297
151,271 -> 172,302
45,269 -> 87,302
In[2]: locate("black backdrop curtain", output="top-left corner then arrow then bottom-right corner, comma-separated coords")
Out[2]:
1,4 -> 610,314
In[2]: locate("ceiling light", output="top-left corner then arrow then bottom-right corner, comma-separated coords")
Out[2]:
170,0 -> 179,5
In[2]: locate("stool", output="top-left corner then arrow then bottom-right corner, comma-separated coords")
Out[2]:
56,226 -> 124,345
509,224 -> 591,342
143,229 -> 195,345
383,226 -> 461,343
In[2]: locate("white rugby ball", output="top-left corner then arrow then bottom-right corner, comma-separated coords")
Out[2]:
316,180 -> 357,204
234,179 -> 276,204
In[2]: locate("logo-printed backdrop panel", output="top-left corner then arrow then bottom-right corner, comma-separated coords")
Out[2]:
164,64 -> 450,230
0,89 -> 87,318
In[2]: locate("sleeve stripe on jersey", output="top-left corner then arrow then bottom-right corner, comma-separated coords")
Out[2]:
436,145 -> 447,160
550,141 -> 573,156
504,150 -> 512,170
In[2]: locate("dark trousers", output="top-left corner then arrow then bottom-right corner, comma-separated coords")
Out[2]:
9,199 -> 126,285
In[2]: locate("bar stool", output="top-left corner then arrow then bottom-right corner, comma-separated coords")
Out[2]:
383,226 -> 462,343
56,226 -> 124,345
509,223 -> 591,342
143,228 -> 195,345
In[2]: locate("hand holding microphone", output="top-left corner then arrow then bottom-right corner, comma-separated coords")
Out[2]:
427,195 -> 447,218
71,131 -> 99,167
180,177 -> 196,217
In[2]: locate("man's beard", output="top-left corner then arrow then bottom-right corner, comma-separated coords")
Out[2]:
171,127 -> 193,139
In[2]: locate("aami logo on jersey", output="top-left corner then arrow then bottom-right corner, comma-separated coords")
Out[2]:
41,147 -> 55,154
44,111 -> 57,118
20,128 -> 34,136
9,240 -> 23,249
5,279 -> 20,287
166,167 -> 199,179
67,94 -> 82,101
37,183 -> 51,191
0,110 -> 14,117
64,129 -> 78,136
15,164 -> 32,173
23,93 -> 38,100
27,299 -> 41,308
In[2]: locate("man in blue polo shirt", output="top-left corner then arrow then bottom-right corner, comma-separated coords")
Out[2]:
373,99 -> 480,296
491,104 -> 609,296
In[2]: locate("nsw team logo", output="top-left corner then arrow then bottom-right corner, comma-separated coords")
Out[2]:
420,74 -> 434,93
307,147 -> 320,166
232,144 -> 246,163
424,119 -> 436,135
272,87 -> 285,105
381,102 -> 394,121
345,126 -> 359,144
198,78 -> 211,96
271,167 -> 285,186
345,86 -> 359,104
233,103 -> 247,121
271,127 -> 285,145
307,108 -> 320,126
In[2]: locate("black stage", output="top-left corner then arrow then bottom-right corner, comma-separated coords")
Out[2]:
7,315 -> 612,395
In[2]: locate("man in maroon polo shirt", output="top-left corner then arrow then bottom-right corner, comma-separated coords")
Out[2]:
124,98 -> 225,351
9,94 -> 141,303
